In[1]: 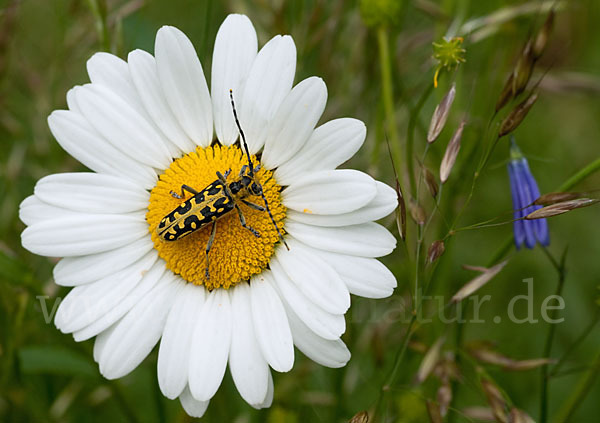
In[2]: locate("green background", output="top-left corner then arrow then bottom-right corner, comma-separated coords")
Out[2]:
1,0 -> 600,422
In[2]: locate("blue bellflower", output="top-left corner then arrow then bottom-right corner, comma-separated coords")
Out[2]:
507,138 -> 550,249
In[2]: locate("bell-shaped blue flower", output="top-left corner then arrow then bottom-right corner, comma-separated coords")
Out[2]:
507,138 -> 550,249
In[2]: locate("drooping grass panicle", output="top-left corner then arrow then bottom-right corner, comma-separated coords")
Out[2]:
525,198 -> 600,219
440,120 -> 465,183
427,82 -> 456,143
451,260 -> 508,303
499,92 -> 538,137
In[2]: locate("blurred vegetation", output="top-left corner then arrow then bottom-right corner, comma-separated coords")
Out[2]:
1,0 -> 600,422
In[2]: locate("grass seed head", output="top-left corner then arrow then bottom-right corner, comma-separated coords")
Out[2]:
440,121 -> 465,183
499,92 -> 538,137
428,83 -> 456,143
533,10 -> 555,59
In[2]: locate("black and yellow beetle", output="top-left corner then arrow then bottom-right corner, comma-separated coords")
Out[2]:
157,90 -> 287,280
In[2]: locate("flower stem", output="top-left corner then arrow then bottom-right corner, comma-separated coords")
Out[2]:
554,349 -> 600,422
85,0 -> 111,52
550,310 -> 600,378
406,83 -> 435,196
539,247 -> 567,423
377,26 -> 401,180
558,157 -> 600,192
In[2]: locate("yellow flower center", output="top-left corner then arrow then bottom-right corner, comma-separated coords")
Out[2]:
146,145 -> 286,290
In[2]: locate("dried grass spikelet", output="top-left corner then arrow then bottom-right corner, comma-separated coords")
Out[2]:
440,121 -> 465,183
427,240 -> 445,264
423,166 -> 439,198
395,182 -> 407,241
415,336 -> 445,384
511,39 -> 535,97
496,73 -> 515,112
467,343 -> 555,371
525,198 -> 600,219
428,83 -> 456,143
509,408 -> 536,423
462,407 -> 496,421
409,199 -> 427,225
349,410 -> 369,423
437,383 -> 452,417
426,400 -> 443,423
451,260 -> 508,303
481,379 -> 508,423
533,191 -> 583,206
533,10 -> 555,59
499,92 -> 538,137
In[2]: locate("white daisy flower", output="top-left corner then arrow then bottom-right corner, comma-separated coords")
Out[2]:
20,14 -> 397,417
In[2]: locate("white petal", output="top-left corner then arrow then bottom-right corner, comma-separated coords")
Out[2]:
250,273 -> 294,372
318,249 -> 397,299
88,52 -> 181,158
53,237 -> 154,286
66,86 -> 82,113
275,118 -> 366,185
275,239 -> 350,314
270,257 -> 345,340
48,110 -> 157,189
21,212 -> 148,257
228,283 -> 269,406
287,181 -> 397,227
285,222 -> 396,258
282,169 -> 376,215
87,52 -> 148,116
155,26 -> 213,147
250,371 -> 274,410
285,301 -> 350,368
240,35 -> 296,154
179,385 -> 209,418
128,49 -> 196,153
261,77 -> 327,169
54,250 -> 157,333
158,282 -> 206,399
93,324 -> 114,363
34,173 -> 149,214
98,272 -> 183,379
211,14 -> 257,146
188,289 -> 232,401
19,195 -> 80,226
72,259 -> 165,341
76,84 -> 171,169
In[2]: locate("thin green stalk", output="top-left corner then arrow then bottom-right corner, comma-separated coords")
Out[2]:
377,26 -> 401,179
555,349 -> 600,422
558,157 -> 600,191
85,0 -> 111,52
539,247 -> 567,423
406,84 -> 435,195
550,310 -> 600,377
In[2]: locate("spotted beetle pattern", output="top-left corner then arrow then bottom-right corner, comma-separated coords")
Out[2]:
157,180 -> 235,241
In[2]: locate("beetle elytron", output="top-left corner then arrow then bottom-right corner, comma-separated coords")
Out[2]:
157,90 -> 287,280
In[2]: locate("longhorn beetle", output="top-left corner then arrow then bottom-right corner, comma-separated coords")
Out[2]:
157,90 -> 288,280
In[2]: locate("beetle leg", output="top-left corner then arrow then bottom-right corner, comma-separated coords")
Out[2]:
171,184 -> 199,199
216,171 -> 228,185
241,199 -> 265,211
239,164 -> 248,177
205,220 -> 217,280
223,168 -> 232,178
235,204 -> 260,237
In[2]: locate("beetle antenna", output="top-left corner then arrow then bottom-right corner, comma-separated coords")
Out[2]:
229,89 -> 254,176
230,89 -> 289,250
260,190 -> 289,250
